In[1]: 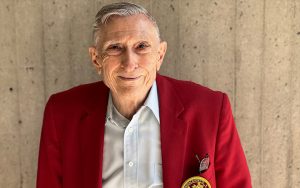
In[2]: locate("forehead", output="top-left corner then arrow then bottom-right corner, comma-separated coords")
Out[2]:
99,14 -> 159,44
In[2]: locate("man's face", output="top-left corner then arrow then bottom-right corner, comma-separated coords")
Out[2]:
89,14 -> 167,98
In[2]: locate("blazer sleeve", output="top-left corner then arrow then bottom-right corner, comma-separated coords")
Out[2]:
36,95 -> 62,188
214,93 -> 252,188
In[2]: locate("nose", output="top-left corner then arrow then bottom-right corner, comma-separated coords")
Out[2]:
121,49 -> 138,72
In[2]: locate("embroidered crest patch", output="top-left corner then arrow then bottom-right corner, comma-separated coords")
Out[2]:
181,176 -> 211,188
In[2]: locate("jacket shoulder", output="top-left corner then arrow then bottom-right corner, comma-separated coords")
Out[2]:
47,81 -> 107,107
53,81 -> 102,96
159,75 -> 224,103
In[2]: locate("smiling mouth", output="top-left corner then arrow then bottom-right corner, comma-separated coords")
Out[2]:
118,76 -> 142,80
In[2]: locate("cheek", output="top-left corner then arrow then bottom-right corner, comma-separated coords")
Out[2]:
101,59 -> 120,81
140,54 -> 159,71
101,56 -> 120,72
145,63 -> 159,76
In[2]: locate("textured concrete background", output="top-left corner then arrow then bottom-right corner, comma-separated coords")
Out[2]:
0,0 -> 299,187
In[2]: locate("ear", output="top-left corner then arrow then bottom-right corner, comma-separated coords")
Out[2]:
156,41 -> 167,71
88,47 -> 102,71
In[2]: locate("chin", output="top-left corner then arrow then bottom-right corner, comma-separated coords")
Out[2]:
117,84 -> 146,95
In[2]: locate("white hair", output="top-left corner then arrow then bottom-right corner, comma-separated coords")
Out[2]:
93,2 -> 160,46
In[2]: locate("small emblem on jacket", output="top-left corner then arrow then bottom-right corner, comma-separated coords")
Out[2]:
181,176 -> 211,188
195,153 -> 210,173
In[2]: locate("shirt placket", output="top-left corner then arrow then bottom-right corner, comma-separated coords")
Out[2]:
124,112 -> 139,188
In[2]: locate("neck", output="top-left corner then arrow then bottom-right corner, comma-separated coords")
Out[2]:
111,91 -> 149,120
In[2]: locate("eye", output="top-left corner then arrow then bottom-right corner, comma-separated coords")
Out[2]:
136,42 -> 150,53
138,43 -> 146,49
107,44 -> 122,50
106,44 -> 123,55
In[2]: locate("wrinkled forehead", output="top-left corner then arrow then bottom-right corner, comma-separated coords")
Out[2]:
97,14 -> 160,45
101,30 -> 153,44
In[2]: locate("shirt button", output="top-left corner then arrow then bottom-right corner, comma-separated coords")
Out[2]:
128,161 -> 134,167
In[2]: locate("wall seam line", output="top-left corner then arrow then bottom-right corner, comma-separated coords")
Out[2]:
259,0 -> 266,187
287,0 -> 296,187
14,0 -> 23,187
233,0 -> 238,117
42,0 -> 46,102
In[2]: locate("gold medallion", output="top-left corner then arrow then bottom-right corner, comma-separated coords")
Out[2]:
181,176 -> 211,188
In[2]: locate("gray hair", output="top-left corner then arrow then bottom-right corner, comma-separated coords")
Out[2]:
92,2 -> 160,46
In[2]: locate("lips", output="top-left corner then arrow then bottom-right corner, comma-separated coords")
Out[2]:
118,75 -> 141,80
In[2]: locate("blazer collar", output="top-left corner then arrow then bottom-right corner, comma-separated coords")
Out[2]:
156,74 -> 187,187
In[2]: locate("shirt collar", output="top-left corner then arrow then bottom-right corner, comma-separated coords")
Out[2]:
106,80 -> 160,123
144,81 -> 160,123
105,93 -> 128,128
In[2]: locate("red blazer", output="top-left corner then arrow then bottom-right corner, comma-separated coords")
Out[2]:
37,74 -> 251,188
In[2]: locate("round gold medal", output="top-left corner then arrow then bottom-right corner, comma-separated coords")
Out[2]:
181,176 -> 211,188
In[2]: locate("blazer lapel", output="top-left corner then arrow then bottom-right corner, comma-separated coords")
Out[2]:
156,75 -> 187,187
78,82 -> 109,188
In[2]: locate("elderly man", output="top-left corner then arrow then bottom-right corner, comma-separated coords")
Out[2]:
37,2 -> 251,188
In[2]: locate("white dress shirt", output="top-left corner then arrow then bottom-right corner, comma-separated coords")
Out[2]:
102,81 -> 163,188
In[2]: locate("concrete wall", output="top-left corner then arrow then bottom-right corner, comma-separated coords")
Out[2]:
0,0 -> 299,187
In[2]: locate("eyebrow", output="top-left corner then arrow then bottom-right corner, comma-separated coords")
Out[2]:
102,41 -> 120,49
100,31 -> 151,48
102,39 -> 151,50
